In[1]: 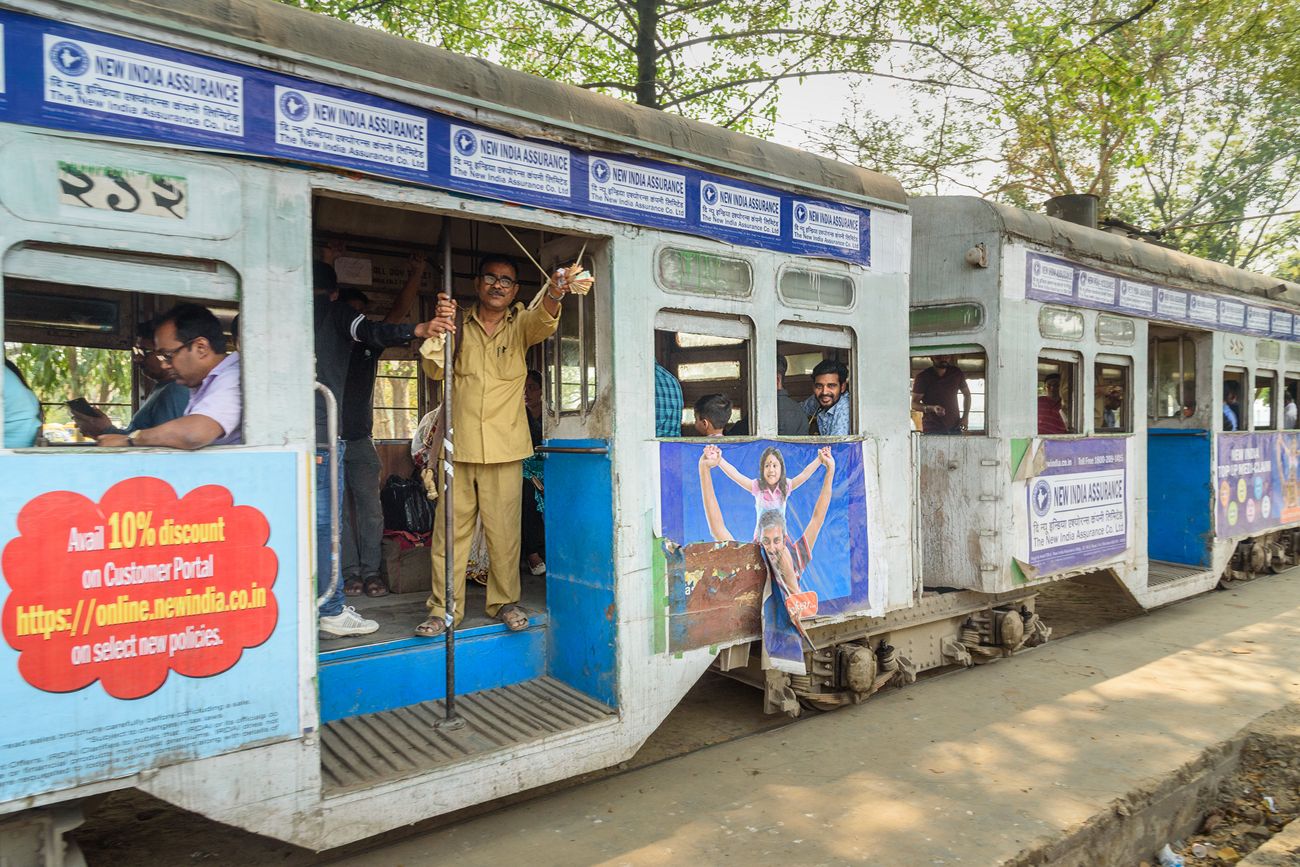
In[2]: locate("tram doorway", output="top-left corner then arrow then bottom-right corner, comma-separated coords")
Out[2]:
1147,325 -> 1212,568
308,193 -> 613,726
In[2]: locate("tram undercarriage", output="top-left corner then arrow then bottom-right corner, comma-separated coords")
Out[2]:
716,588 -> 1051,715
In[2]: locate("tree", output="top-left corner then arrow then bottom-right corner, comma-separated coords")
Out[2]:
817,0 -> 1300,273
283,0 -> 985,134
4,343 -> 132,427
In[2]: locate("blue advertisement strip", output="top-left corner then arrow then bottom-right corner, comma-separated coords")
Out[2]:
658,440 -> 869,674
1215,432 -> 1300,537
0,452 -> 300,802
1025,252 -> 1300,342
1026,438 -> 1128,573
3,10 -> 871,265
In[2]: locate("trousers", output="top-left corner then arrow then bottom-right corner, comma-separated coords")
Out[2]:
341,436 -> 383,580
426,459 -> 523,626
315,443 -> 347,617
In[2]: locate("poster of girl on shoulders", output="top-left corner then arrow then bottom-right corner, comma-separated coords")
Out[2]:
657,439 -> 873,673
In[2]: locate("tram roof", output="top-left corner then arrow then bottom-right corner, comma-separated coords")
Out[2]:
916,196 -> 1300,306
70,0 -> 907,211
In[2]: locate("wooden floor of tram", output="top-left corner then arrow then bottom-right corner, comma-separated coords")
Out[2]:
320,575 -> 549,651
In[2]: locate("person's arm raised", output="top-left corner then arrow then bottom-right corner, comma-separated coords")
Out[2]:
698,445 -> 734,543
802,447 -> 837,550
787,455 -> 822,493
716,454 -> 754,491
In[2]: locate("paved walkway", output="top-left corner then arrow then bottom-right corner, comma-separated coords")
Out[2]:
336,573 -> 1300,866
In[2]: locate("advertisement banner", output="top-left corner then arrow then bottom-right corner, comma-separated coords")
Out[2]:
658,440 -> 870,674
0,451 -> 301,803
1215,432 -> 1300,537
1025,251 -> 1300,343
1025,438 -> 1128,573
0,9 -> 872,266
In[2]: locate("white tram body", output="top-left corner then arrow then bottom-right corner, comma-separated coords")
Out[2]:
0,0 -> 923,853
911,196 -> 1300,609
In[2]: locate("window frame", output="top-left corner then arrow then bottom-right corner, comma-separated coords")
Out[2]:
655,309 -> 755,437
1093,354 -> 1133,435
909,345 -> 989,436
1036,349 -> 1082,436
776,262 -> 857,312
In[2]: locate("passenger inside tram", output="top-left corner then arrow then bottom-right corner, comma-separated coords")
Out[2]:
804,359 -> 850,436
693,393 -> 732,436
70,318 -> 189,439
1223,377 -> 1243,431
910,354 -> 970,435
96,303 -> 242,450
775,355 -> 807,435
1287,385 -> 1298,429
3,358 -> 40,448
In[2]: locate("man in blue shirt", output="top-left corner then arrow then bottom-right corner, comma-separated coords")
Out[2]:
802,359 -> 851,436
655,362 -> 683,437
3,359 -> 41,447
70,320 -> 190,438
1223,380 -> 1241,431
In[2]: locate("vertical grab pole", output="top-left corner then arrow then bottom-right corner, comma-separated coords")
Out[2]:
313,382 -> 341,609
438,228 -> 463,729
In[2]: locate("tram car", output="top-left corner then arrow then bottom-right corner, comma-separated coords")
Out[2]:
909,196 -> 1300,608
0,0 -> 932,856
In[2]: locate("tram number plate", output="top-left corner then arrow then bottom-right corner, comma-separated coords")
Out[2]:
58,162 -> 188,219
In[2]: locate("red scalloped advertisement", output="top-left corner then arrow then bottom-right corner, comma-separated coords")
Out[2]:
1,477 -> 279,700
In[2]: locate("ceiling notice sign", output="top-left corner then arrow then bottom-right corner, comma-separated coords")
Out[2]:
449,125 -> 570,197
42,33 -> 243,136
274,86 -> 427,171
792,201 -> 861,251
588,157 -> 686,218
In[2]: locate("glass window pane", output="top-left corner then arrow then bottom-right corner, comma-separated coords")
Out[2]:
679,360 -> 740,381
1096,314 -> 1135,345
1258,340 -> 1281,363
5,342 -> 132,440
1150,336 -> 1196,419
1254,373 -> 1276,429
909,304 -> 983,335
778,269 -> 854,307
371,358 -> 419,440
657,248 -> 752,296
1038,306 -> 1085,341
677,332 -> 743,348
1095,360 -> 1131,433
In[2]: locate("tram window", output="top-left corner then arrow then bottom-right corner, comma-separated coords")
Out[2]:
777,329 -> 854,436
657,247 -> 752,297
1036,356 -> 1078,435
1253,372 -> 1277,430
5,279 -> 241,448
372,358 -> 419,440
654,312 -> 752,436
1094,359 -> 1132,433
778,268 -> 855,309
1097,314 -> 1136,346
909,304 -> 983,336
1038,307 -> 1085,341
1223,369 -> 1247,431
1286,376 -> 1300,429
909,351 -> 987,435
1149,333 -> 1197,419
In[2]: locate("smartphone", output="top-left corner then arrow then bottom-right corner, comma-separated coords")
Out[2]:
66,397 -> 97,415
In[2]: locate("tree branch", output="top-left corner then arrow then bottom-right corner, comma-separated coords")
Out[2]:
661,67 -> 983,107
530,0 -> 635,50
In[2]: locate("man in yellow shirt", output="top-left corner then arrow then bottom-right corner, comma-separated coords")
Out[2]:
415,254 -> 573,636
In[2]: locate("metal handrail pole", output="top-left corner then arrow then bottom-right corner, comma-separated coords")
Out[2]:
438,229 -> 463,728
313,382 -> 341,608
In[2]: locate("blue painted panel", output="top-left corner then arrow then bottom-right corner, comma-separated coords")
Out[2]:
319,622 -> 546,722
544,440 -> 618,707
1147,429 -> 1212,566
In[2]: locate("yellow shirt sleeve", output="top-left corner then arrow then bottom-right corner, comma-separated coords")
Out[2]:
418,335 -> 445,381
517,299 -> 561,347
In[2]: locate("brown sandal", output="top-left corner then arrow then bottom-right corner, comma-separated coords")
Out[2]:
343,576 -> 364,597
496,604 -> 528,632
414,616 -> 446,638
363,576 -> 389,597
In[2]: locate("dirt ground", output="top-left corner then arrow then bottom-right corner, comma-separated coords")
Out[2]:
70,574 -> 1148,866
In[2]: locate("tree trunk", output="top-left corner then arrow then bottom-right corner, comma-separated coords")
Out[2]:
634,0 -> 659,108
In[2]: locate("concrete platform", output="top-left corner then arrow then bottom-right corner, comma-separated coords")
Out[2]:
333,570 -> 1300,866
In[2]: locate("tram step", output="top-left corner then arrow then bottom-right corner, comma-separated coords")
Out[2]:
1147,559 -> 1211,588
320,676 -> 615,794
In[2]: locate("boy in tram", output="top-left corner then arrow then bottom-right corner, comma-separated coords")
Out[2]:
693,393 -> 731,437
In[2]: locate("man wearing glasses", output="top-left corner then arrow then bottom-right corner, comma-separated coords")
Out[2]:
415,254 -> 573,638
71,318 -> 191,439
97,303 -> 241,449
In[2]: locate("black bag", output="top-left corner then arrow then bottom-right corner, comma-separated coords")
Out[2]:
381,474 -> 434,535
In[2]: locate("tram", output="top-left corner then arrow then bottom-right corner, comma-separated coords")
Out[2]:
0,0 -> 925,855
910,196 -> 1300,610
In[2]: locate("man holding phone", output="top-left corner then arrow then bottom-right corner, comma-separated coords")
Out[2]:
70,319 -> 190,438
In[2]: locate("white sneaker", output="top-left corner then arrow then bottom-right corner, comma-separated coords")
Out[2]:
319,605 -> 379,638
528,560 -> 547,576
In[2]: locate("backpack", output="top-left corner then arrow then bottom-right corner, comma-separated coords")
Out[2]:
381,473 -> 434,535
